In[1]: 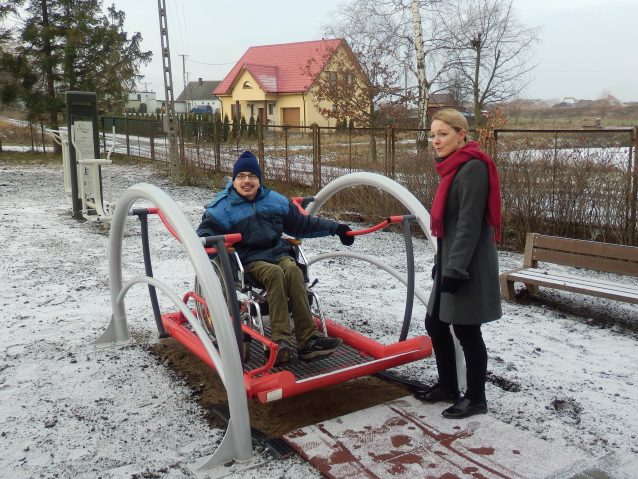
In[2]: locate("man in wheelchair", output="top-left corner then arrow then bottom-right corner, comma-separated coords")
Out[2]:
197,151 -> 355,366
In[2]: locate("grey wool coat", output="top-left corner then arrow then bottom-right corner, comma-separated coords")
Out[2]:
426,159 -> 502,325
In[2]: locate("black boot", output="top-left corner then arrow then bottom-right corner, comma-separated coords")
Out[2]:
415,383 -> 461,403
442,397 -> 488,419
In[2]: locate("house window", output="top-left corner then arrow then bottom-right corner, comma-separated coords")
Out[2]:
268,103 -> 275,115
332,104 -> 338,111
243,81 -> 253,89
326,71 -> 337,87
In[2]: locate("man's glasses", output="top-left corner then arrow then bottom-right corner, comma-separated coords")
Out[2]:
235,174 -> 258,180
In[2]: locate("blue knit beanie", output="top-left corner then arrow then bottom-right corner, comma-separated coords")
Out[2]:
233,151 -> 262,182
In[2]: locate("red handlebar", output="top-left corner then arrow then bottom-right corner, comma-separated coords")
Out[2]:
346,216 -> 406,236
146,208 -> 242,251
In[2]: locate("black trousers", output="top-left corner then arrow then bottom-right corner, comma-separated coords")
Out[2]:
425,312 -> 488,403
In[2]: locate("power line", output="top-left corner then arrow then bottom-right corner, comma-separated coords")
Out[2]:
187,59 -> 237,66
535,69 -> 638,73
180,0 -> 188,54
170,0 -> 187,59
164,1 -> 183,54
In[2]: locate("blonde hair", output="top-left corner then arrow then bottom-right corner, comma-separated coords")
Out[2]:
431,109 -> 471,144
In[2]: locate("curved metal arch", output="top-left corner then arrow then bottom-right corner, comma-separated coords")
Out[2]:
91,182 -> 253,465
116,275 -> 226,383
307,252 -> 429,306
306,172 -> 437,252
307,173 -> 467,389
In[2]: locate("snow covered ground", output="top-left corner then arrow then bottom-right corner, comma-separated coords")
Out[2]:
1,161 -> 637,478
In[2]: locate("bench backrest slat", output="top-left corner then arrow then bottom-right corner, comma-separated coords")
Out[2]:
532,249 -> 638,277
533,235 -> 638,262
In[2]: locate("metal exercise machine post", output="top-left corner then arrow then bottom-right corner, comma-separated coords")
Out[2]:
66,92 -> 101,220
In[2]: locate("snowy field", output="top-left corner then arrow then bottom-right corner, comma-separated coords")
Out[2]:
1,161 -> 638,478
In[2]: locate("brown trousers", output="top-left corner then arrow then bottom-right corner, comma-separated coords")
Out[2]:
249,256 -> 317,350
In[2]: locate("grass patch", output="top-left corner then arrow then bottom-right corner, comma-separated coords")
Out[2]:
0,150 -> 61,165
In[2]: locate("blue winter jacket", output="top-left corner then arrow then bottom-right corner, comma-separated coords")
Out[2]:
196,183 -> 339,265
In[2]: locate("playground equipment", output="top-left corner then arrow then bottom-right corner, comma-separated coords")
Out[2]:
90,172 -> 461,474
47,91 -> 117,225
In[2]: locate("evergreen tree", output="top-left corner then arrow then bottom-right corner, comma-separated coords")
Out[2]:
248,114 -> 256,138
1,0 -> 151,131
240,115 -> 247,137
222,113 -> 230,142
231,114 -> 239,139
349,119 -> 355,128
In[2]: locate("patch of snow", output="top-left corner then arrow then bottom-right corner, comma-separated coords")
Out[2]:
1,163 -> 637,478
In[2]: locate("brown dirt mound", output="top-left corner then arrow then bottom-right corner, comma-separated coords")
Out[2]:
148,338 -> 413,438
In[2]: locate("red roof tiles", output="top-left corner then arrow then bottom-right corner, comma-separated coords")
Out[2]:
214,39 -> 344,95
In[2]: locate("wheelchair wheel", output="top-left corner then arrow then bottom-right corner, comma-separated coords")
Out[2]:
194,258 -> 252,363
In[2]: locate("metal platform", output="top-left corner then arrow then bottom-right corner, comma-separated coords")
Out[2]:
243,320 -> 375,381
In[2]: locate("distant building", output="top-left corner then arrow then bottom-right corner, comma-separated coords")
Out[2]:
213,39 -> 369,127
176,79 -> 222,114
125,91 -> 158,114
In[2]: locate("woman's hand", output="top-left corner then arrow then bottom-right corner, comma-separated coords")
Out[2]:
440,276 -> 463,294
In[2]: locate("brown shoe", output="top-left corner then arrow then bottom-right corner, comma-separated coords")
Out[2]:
274,340 -> 294,365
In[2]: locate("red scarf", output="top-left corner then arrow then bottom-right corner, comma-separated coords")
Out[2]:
431,141 -> 501,242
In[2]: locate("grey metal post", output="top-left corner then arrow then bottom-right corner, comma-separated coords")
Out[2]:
157,0 -> 181,184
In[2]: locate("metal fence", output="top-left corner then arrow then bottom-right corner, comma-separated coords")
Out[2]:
97,116 -> 638,247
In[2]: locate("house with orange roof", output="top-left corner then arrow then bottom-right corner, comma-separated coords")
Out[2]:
213,39 -> 369,127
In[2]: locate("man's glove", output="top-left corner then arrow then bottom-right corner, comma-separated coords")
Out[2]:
431,264 -> 437,280
440,276 -> 463,294
336,224 -> 355,246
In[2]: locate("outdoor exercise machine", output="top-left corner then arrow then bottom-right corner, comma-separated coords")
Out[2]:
91,172 -> 464,476
47,91 -> 116,225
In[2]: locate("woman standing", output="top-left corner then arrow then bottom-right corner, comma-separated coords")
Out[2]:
416,109 -> 502,419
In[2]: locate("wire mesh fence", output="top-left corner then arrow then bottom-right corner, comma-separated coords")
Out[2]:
96,116 -> 638,247
0,118 -> 53,153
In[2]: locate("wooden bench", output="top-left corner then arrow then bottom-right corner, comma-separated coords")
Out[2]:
500,233 -> 638,303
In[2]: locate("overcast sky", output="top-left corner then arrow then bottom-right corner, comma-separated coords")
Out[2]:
110,0 -> 637,103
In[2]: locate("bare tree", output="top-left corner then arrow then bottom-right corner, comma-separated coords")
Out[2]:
441,0 -> 541,126
320,0 -> 455,148
302,42 -> 393,128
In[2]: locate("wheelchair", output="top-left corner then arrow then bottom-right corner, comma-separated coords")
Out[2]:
193,237 -> 328,363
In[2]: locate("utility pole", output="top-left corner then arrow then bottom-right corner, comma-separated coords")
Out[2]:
158,0 -> 181,184
179,54 -> 189,110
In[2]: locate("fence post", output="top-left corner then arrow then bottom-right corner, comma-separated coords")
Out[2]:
284,126 -> 290,183
149,119 -> 155,162
256,122 -> 263,170
178,118 -> 185,164
214,120 -> 221,172
631,127 -> 638,245
312,125 -> 318,190
349,126 -> 353,172
125,115 -> 130,157
317,126 -> 322,189
40,122 -> 46,154
29,120 -> 34,151
196,119 -> 200,160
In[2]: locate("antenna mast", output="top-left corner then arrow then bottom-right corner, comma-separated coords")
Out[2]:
157,0 -> 180,184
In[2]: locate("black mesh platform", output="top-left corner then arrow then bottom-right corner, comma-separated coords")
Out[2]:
243,318 -> 375,381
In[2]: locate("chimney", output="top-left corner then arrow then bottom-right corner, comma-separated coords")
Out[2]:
198,78 -> 203,86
